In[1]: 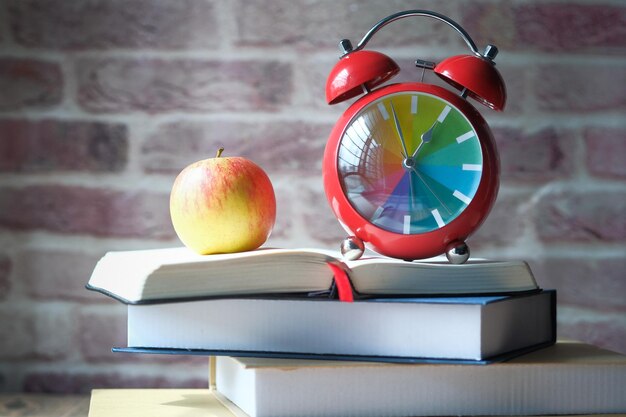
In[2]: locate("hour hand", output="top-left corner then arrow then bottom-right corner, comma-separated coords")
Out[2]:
416,105 -> 451,156
421,123 -> 436,143
390,100 -> 409,157
412,121 -> 437,158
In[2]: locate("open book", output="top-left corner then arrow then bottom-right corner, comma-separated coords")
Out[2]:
86,247 -> 539,304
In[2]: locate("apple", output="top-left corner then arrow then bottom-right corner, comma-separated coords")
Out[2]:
169,148 -> 276,255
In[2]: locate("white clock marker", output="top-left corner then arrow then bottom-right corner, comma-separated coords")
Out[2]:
372,206 -> 385,221
456,131 -> 475,143
377,102 -> 390,120
411,96 -> 418,114
431,209 -> 445,228
403,215 -> 411,234
437,105 -> 451,123
462,164 -> 482,171
453,190 -> 472,205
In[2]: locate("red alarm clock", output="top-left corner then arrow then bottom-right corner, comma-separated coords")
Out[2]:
323,10 -> 506,263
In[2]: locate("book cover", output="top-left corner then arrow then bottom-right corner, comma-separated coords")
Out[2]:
113,290 -> 556,364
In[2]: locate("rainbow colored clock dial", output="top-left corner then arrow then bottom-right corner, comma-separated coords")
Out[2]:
337,92 -> 483,235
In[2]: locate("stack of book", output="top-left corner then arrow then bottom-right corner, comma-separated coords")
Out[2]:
86,247 -> 626,416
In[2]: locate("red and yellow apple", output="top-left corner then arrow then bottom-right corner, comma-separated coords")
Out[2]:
169,148 -> 276,255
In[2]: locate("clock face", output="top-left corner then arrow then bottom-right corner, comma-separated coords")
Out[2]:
337,91 -> 483,235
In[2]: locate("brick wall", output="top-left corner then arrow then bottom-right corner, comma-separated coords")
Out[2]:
0,0 -> 624,393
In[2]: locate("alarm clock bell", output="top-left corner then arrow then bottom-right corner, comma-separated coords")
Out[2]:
323,10 -> 507,264
326,12 -> 506,111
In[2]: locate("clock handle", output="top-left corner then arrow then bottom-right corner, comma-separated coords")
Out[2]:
340,10 -> 480,56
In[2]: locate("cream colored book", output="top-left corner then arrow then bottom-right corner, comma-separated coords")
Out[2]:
88,389 -> 246,417
86,388 -> 626,417
86,246 -> 539,304
87,343 -> 626,417
215,342 -> 626,417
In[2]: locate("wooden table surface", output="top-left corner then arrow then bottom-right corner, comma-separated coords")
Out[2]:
1,392 -> 623,417
0,394 -> 90,417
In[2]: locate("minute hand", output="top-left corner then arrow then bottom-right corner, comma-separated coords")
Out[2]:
390,101 -> 409,157
410,167 -> 451,215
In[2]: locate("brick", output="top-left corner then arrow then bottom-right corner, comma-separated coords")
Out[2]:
460,3 -> 516,52
462,3 -> 626,53
8,0 -> 219,50
301,182 -> 352,247
558,307 -> 626,355
0,254 -> 11,300
77,309 -> 202,365
0,119 -> 128,172
77,309 -> 127,363
76,58 -> 292,114
0,305 -> 74,361
469,191 -> 532,249
0,186 -> 175,239
234,0 -> 455,49
141,120 -> 331,176
264,180 -> 293,242
297,54 -> 348,112
23,371 -> 207,394
493,126 -> 574,182
534,190 -> 626,242
584,127 -> 626,179
514,3 -> 626,53
530,257 -> 626,313
0,306 -> 73,360
534,63 -> 626,112
31,306 -> 74,360
483,63 -> 525,116
17,250 -> 106,302
0,58 -> 62,111
0,308 -> 36,359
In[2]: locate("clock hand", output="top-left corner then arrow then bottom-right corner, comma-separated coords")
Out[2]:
410,167 -> 451,215
407,165 -> 416,232
390,100 -> 409,157
411,140 -> 424,159
415,105 -> 452,158
412,120 -> 436,158
421,122 -> 437,143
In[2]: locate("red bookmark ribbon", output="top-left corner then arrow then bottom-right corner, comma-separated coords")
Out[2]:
326,262 -> 354,302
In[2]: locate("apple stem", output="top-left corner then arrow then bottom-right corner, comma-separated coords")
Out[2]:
216,147 -> 224,158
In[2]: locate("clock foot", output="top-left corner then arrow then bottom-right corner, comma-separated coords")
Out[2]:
446,241 -> 470,264
340,236 -> 365,261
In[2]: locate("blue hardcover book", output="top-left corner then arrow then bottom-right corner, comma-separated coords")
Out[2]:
113,290 -> 556,364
